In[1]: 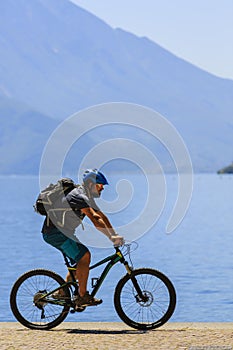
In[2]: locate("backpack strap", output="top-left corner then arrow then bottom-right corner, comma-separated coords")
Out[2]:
47,208 -> 85,230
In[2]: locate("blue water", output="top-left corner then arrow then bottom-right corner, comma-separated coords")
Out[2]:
0,174 -> 233,323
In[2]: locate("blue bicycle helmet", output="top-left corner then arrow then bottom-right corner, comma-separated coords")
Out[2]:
83,169 -> 109,185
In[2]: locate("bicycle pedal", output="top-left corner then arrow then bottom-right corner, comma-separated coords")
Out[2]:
74,306 -> 86,312
76,299 -> 103,308
79,303 -> 101,307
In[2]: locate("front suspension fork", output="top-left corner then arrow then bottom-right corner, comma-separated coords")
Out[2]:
124,262 -> 148,302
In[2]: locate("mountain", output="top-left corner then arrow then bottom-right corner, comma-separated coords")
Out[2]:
0,0 -> 233,173
0,95 -> 57,173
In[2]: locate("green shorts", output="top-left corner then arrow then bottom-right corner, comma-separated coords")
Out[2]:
43,229 -> 89,265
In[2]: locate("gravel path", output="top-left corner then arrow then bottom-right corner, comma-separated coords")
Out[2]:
0,322 -> 232,350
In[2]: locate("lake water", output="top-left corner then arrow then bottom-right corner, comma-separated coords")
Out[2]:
0,174 -> 233,323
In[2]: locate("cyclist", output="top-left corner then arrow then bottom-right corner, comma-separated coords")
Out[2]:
42,169 -> 124,307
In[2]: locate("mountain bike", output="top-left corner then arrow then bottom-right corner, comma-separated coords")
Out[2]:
10,243 -> 176,331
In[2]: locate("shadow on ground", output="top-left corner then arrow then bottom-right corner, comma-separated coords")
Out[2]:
66,329 -> 147,334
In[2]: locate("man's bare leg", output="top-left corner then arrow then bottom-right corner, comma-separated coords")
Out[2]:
75,251 -> 91,297
63,252 -> 90,296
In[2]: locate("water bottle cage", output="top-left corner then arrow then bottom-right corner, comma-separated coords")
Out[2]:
91,277 -> 99,288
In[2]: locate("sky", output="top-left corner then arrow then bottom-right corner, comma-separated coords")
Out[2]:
70,0 -> 233,80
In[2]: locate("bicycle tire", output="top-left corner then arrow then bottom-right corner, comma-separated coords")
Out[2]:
10,269 -> 71,330
114,268 -> 176,330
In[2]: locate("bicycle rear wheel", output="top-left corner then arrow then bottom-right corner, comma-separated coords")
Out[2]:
10,269 -> 71,330
114,268 -> 176,330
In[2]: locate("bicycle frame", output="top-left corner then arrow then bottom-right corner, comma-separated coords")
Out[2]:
39,246 -> 146,307
64,247 -> 133,298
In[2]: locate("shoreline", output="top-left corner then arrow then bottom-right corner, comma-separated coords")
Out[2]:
0,322 -> 232,350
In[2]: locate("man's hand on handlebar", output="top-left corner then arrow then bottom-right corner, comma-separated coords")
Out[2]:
111,235 -> 125,247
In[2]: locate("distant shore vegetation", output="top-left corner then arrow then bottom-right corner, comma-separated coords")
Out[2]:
217,162 -> 233,174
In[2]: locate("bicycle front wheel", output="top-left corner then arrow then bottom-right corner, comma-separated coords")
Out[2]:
10,269 -> 71,330
114,268 -> 176,330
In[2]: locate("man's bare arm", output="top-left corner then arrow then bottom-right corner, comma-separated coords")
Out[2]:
81,207 -> 124,245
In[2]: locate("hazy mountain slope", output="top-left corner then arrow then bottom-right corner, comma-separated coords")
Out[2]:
0,96 -> 57,173
0,0 -> 232,173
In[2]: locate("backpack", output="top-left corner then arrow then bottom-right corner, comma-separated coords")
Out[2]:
34,178 -> 76,216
